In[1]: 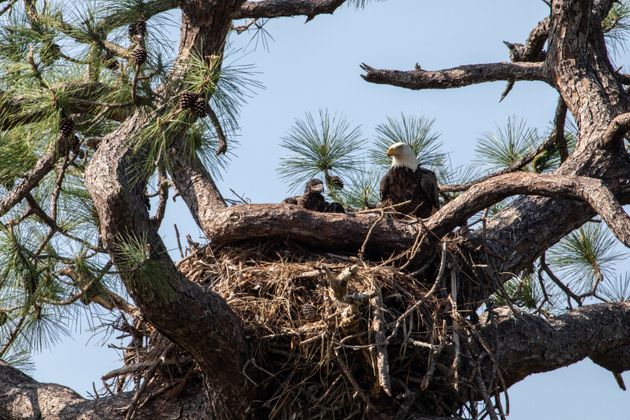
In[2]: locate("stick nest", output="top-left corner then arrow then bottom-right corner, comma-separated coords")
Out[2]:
174,241 -> 483,418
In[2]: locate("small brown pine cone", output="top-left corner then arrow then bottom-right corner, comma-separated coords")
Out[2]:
193,96 -> 208,117
179,91 -> 198,110
59,117 -> 74,138
131,46 -> 147,66
134,19 -> 147,36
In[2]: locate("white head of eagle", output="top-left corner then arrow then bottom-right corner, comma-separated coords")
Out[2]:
386,142 -> 418,171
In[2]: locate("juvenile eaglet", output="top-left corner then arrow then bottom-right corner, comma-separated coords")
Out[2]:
379,142 -> 439,218
283,179 -> 345,213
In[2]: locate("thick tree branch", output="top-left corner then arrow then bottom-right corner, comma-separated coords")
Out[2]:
83,2 -> 253,416
479,302 -> 630,389
429,173 -> 630,244
361,62 -> 548,90
85,114 -> 246,416
235,0 -> 346,20
169,148 -> 227,227
205,173 -> 630,256
600,111 -> 630,147
0,361 -> 207,419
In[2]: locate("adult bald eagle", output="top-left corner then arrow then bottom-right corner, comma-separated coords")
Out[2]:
379,142 -> 440,218
283,179 -> 345,213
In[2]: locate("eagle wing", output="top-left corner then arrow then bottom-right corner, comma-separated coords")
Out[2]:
379,168 -> 394,205
418,169 -> 440,214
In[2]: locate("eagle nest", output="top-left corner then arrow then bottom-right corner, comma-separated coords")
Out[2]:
170,240 -> 500,418
101,239 -> 503,418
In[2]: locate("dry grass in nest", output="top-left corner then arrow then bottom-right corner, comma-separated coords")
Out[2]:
176,241 -> 477,418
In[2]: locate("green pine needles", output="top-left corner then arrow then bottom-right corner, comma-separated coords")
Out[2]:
279,110 -> 364,192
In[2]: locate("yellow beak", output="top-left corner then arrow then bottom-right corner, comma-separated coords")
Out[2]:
386,147 -> 396,157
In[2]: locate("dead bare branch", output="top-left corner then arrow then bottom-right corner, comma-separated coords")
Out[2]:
361,62 -> 548,90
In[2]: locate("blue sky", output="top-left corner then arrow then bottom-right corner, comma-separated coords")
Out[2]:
31,1 -> 629,418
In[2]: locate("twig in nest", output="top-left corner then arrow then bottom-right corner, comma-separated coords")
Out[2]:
369,284 -> 392,396
124,342 -> 176,420
449,268 -> 460,391
358,210 -> 384,262
475,367 -> 501,420
334,350 -> 377,412
386,244 -> 446,344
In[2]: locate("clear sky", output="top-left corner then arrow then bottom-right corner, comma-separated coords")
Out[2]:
31,1 -> 630,418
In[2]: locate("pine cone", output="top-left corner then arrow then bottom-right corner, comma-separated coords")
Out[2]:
326,174 -> 344,190
59,117 -> 74,138
179,91 -> 198,110
131,46 -> 147,66
134,19 -> 147,36
193,96 -> 208,117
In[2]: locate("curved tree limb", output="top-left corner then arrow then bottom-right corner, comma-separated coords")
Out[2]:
82,1 -> 255,416
85,113 -> 248,417
235,0 -> 347,20
429,173 -> 630,245
600,112 -> 630,148
479,302 -> 630,389
0,361 -> 208,419
360,62 -> 548,90
203,173 -> 630,259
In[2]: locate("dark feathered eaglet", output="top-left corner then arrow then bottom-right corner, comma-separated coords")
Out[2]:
379,142 -> 439,218
282,178 -> 345,213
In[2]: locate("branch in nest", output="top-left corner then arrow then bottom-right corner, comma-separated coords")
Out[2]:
325,264 -> 358,302
369,286 -> 392,396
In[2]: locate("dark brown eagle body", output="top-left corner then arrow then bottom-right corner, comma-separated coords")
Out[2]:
282,179 -> 345,213
380,166 -> 439,218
